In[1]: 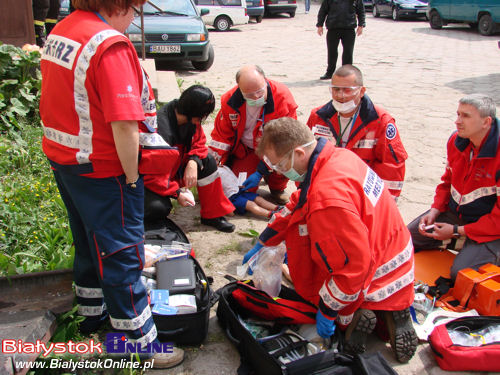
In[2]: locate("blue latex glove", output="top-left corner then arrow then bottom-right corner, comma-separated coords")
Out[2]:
242,242 -> 263,275
241,171 -> 262,191
316,310 -> 336,339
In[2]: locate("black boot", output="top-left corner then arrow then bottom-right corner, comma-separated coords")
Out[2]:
200,216 -> 235,233
34,25 -> 46,47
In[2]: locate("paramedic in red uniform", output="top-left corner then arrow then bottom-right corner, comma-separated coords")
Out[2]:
144,85 -> 236,232
39,0 -> 183,368
408,94 -> 500,281
243,118 -> 417,363
209,65 -> 298,205
307,65 -> 407,198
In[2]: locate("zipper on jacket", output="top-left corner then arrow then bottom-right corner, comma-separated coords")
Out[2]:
388,144 -> 399,163
315,243 -> 333,273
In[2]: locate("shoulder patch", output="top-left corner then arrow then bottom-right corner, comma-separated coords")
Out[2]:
386,123 -> 397,140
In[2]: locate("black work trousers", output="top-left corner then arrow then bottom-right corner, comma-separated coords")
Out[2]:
325,28 -> 356,76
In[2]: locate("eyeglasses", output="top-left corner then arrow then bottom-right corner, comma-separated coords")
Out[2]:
329,85 -> 361,96
241,85 -> 267,100
263,141 -> 314,173
263,149 -> 293,173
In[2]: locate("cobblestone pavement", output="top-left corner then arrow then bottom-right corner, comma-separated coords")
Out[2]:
151,3 -> 500,374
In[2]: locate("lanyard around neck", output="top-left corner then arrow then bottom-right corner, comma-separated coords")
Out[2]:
336,111 -> 358,147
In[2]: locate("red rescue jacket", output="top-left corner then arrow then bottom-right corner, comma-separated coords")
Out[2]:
209,79 -> 297,164
432,119 -> 500,243
306,96 -> 407,197
260,139 -> 414,326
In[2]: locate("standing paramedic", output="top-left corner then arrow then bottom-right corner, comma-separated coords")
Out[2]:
144,85 -> 236,233
316,0 -> 365,80
408,94 -> 500,281
242,118 -> 417,363
209,65 -> 298,205
39,0 -> 183,368
307,65 -> 408,198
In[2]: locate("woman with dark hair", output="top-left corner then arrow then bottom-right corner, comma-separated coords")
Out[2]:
39,0 -> 183,368
144,85 -> 236,232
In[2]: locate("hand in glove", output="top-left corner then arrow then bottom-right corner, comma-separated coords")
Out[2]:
241,171 -> 262,191
316,310 -> 336,338
242,242 -> 263,275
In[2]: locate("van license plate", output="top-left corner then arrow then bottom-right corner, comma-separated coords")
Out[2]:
150,45 -> 181,53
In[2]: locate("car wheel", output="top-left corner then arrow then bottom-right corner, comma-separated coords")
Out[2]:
392,7 -> 399,21
214,15 -> 231,31
289,11 -> 295,18
372,4 -> 380,18
256,15 -> 263,23
192,44 -> 214,71
478,14 -> 495,36
429,10 -> 443,29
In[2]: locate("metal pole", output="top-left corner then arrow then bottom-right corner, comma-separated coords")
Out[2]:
140,5 -> 145,60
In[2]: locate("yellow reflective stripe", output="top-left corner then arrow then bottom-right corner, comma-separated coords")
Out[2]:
34,20 -> 45,26
45,18 -> 58,23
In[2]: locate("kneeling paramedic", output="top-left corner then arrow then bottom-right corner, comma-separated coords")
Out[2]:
144,85 -> 236,232
242,117 -> 417,363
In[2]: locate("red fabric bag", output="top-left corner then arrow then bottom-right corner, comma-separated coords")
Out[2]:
428,316 -> 500,372
231,281 -> 317,325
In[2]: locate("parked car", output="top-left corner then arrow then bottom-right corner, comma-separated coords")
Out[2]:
126,0 -> 214,71
428,0 -> 499,36
372,0 -> 428,20
363,0 -> 373,11
247,0 -> 265,23
58,0 -> 70,20
193,0 -> 249,31
264,0 -> 297,18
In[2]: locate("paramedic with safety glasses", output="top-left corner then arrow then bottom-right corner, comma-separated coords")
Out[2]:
242,118 -> 417,363
307,65 -> 408,198
208,65 -> 298,206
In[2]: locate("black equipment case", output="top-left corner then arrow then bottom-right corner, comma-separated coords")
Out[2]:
215,280 -> 399,375
144,218 -> 211,346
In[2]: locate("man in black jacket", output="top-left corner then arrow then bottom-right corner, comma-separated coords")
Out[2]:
316,0 -> 365,80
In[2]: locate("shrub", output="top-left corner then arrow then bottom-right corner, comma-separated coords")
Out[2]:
0,44 -> 74,276
0,43 -> 41,133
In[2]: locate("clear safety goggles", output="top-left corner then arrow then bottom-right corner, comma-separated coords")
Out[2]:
329,85 -> 361,96
263,141 -> 314,173
242,85 -> 267,100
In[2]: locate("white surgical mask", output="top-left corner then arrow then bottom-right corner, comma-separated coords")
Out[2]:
246,95 -> 266,107
331,98 -> 357,114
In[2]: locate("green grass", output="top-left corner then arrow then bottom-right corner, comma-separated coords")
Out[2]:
0,120 -> 74,276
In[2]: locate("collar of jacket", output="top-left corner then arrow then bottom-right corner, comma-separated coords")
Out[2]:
226,80 -> 276,115
454,117 -> 499,158
316,94 -> 379,141
296,137 -> 328,210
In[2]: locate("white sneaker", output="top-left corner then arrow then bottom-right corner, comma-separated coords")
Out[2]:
143,347 -> 184,369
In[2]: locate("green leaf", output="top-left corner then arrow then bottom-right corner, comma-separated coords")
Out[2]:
9,97 -> 29,116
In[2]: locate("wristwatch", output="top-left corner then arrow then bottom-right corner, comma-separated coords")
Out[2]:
452,224 -> 460,238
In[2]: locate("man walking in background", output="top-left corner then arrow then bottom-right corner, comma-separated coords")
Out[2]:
316,0 -> 365,80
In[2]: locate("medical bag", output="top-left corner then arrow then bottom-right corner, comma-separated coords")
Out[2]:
428,316 -> 500,372
436,263 -> 500,316
144,218 -> 211,345
214,280 -> 398,375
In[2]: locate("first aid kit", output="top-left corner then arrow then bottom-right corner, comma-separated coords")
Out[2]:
215,280 -> 398,375
436,263 -> 500,316
428,316 -> 500,372
144,218 -> 211,345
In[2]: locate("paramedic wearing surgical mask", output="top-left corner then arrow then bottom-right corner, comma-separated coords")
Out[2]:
307,65 -> 408,198
242,118 -> 417,364
209,65 -> 298,205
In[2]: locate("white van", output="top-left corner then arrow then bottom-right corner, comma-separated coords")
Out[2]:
194,0 -> 249,31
